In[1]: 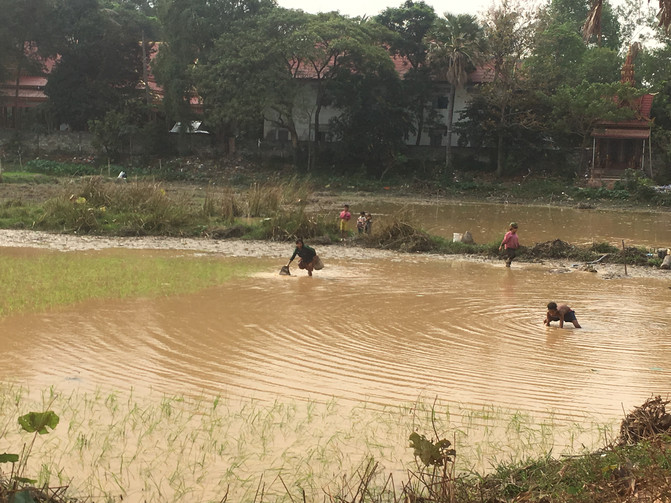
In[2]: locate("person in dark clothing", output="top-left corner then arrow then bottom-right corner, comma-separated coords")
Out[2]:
287,238 -> 317,276
544,302 -> 582,329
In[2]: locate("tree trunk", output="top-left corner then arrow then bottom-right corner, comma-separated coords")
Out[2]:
495,103 -> 506,178
312,82 -> 324,172
290,126 -> 300,169
496,132 -> 504,177
414,98 -> 425,146
445,84 -> 457,172
142,31 -> 151,112
13,60 -> 23,129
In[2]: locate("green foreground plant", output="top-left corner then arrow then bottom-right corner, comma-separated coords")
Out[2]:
0,386 -> 624,503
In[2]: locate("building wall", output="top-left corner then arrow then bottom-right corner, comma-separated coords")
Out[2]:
0,129 -> 95,157
263,81 -> 472,147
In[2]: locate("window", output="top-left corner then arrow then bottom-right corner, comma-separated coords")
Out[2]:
434,96 -> 449,109
429,128 -> 445,147
277,129 -> 289,142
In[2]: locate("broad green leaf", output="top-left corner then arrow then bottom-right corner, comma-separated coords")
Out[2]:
9,488 -> 37,502
18,411 -> 60,434
409,432 -> 455,467
0,453 -> 19,463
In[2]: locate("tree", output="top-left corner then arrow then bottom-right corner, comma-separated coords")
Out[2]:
425,13 -> 485,173
478,0 -> 535,177
375,1 -> 437,145
194,6 -> 313,163
297,13 -> 396,170
0,0 -> 56,128
153,0 -> 272,129
616,0 -> 663,48
328,41 -> 412,178
525,22 -> 587,90
44,0 -> 148,130
549,81 -> 643,150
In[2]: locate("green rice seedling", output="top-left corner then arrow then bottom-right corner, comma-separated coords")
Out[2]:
0,388 -> 627,503
0,250 -> 259,318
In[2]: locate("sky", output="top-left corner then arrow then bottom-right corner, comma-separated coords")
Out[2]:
275,0 -> 501,17
275,0 -> 629,19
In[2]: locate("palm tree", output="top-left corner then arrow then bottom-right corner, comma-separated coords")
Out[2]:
583,0 -> 671,41
426,14 -> 485,174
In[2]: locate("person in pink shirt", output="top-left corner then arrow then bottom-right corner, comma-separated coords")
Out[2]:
339,204 -> 352,239
499,222 -> 519,267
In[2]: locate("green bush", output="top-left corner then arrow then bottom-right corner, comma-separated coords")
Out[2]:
590,242 -> 619,254
574,186 -> 630,200
24,159 -> 100,177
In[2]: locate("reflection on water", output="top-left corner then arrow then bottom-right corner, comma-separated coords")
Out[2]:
365,200 -> 671,247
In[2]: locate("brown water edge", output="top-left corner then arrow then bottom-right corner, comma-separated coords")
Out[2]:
2,250 -> 671,414
361,200 -> 671,248
1,245 -> 671,501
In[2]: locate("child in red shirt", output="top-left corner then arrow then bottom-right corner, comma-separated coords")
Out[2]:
499,222 -> 519,267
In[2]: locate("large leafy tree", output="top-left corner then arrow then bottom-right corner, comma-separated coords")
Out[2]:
425,13 -> 485,172
545,0 -> 620,49
195,9 -> 396,170
456,0 -> 541,178
153,0 -> 272,128
328,39 -> 412,178
296,13 -> 395,170
0,0 -> 56,127
375,1 -> 437,145
549,81 -> 643,149
195,6 -> 312,161
44,0 -> 149,130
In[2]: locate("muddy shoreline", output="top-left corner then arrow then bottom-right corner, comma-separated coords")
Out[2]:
2,228 -> 668,281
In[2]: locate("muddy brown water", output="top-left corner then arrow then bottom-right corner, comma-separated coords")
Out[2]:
2,251 -> 670,421
1,200 -> 671,501
365,200 -> 671,247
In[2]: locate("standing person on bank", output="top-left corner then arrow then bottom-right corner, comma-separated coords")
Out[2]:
339,204 -> 352,240
287,238 -> 317,276
499,222 -> 520,267
356,211 -> 366,235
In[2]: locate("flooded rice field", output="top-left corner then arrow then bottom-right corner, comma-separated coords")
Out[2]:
366,199 -> 671,247
2,252 -> 671,420
1,200 -> 671,502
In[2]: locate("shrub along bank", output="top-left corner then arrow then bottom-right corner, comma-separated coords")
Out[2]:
0,163 -> 669,268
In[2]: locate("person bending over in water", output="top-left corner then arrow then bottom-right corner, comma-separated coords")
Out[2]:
287,238 -> 317,277
544,302 -> 581,329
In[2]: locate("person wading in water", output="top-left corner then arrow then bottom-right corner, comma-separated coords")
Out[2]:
286,238 -> 317,276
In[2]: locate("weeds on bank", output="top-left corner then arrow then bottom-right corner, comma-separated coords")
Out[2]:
27,176 -> 318,238
2,174 -> 668,266
0,199 -> 43,229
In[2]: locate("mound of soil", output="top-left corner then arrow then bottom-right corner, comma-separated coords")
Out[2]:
618,396 -> 671,445
374,221 -> 436,253
528,239 -> 576,258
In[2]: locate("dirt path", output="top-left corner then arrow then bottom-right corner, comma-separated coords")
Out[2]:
2,229 -> 669,281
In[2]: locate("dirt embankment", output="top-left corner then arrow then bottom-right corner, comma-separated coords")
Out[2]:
1,179 -> 670,280
1,228 -> 668,282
